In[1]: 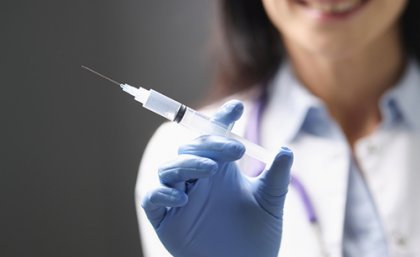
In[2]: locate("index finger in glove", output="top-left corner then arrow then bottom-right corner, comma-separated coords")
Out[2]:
179,135 -> 245,162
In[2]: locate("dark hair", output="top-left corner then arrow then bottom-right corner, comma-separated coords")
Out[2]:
212,0 -> 420,98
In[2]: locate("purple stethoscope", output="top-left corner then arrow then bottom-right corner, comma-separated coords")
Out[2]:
243,86 -> 328,255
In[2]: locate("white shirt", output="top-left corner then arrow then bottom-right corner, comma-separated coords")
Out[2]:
136,60 -> 420,257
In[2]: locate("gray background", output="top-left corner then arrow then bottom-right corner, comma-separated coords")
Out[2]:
1,1 -> 214,256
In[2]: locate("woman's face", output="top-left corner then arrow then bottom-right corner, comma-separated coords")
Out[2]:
262,0 -> 408,59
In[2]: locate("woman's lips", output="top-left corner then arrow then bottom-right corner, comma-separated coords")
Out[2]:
296,0 -> 366,16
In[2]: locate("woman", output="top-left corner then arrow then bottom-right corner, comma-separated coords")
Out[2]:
136,0 -> 420,256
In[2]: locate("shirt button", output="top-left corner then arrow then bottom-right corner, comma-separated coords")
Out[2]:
393,232 -> 409,249
366,143 -> 378,155
396,236 -> 407,247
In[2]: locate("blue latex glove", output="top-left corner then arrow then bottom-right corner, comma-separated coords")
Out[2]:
142,100 -> 293,257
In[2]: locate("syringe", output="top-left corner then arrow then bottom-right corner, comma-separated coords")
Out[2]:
82,66 -> 276,168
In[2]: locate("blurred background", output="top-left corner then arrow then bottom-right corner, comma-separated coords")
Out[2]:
1,1 -> 214,256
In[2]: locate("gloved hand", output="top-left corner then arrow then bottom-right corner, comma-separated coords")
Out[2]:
141,100 -> 293,257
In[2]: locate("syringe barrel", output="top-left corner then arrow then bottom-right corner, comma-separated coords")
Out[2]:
180,108 -> 229,136
180,107 -> 275,169
142,89 -> 182,121
136,87 -> 275,168
229,133 -> 275,168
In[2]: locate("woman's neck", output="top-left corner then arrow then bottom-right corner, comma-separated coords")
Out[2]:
284,25 -> 406,146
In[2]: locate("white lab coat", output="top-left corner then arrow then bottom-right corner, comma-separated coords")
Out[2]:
135,64 -> 420,257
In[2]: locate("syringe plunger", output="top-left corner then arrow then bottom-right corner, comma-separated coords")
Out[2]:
122,84 -> 184,122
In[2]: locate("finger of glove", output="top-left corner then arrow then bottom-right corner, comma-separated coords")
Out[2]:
178,135 -> 245,162
211,100 -> 244,127
159,155 -> 218,186
141,187 -> 188,228
254,147 -> 293,217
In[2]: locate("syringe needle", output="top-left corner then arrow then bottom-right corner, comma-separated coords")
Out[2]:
81,65 -> 122,86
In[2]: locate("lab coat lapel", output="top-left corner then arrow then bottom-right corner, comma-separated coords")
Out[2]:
356,127 -> 420,256
290,135 -> 349,257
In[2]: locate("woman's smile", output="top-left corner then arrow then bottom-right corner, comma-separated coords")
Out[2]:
295,0 -> 370,21
262,0 -> 407,58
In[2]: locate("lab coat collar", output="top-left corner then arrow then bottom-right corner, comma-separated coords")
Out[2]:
264,59 -> 420,147
381,59 -> 420,130
264,62 -> 327,145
